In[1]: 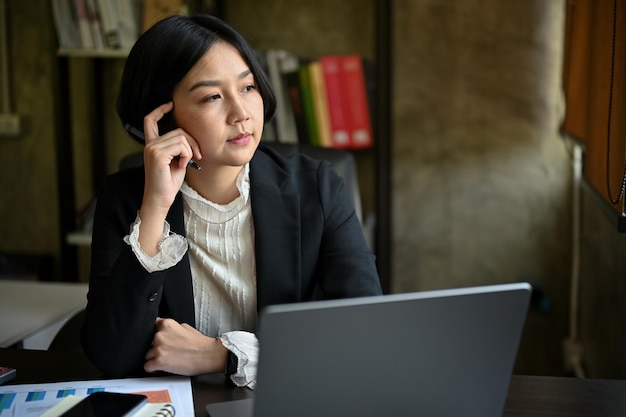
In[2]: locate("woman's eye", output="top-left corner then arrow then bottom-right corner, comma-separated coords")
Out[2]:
204,94 -> 221,102
243,84 -> 257,93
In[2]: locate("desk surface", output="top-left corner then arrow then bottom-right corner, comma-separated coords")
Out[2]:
0,280 -> 88,348
1,348 -> 625,417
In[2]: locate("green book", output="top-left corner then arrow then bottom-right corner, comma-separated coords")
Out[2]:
298,63 -> 319,146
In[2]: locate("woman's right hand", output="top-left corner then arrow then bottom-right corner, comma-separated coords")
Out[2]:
144,318 -> 229,376
138,102 -> 202,255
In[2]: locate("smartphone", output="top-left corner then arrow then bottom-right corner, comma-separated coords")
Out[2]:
58,391 -> 147,417
0,367 -> 16,385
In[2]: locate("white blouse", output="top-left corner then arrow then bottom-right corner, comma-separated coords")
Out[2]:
124,163 -> 259,389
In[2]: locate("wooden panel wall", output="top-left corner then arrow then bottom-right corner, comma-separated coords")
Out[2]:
563,0 -> 626,220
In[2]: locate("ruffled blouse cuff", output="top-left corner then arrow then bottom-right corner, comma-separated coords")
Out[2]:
219,331 -> 259,390
123,212 -> 188,272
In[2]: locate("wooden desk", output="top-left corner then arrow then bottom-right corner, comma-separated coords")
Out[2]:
1,348 -> 625,417
503,374 -> 626,417
0,280 -> 88,349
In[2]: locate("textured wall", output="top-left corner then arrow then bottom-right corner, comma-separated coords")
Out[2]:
391,1 -> 571,374
579,187 -> 626,378
1,0 -> 601,376
392,0 -> 570,290
0,2 -> 60,263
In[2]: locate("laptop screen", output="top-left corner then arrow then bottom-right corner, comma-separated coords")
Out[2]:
208,282 -> 532,417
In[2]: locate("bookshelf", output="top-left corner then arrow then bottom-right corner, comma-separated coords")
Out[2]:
53,0 -> 392,291
214,0 -> 392,291
52,1 -> 189,282
57,48 -> 130,58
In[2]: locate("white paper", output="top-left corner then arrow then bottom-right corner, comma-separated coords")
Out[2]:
0,376 -> 193,417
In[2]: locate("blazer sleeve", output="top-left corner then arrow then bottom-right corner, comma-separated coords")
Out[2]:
312,159 -> 382,298
251,149 -> 382,309
81,168 -> 184,377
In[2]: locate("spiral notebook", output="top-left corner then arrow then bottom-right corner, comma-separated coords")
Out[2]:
207,282 -> 532,417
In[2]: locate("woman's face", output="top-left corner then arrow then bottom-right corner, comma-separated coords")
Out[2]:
172,41 -> 264,170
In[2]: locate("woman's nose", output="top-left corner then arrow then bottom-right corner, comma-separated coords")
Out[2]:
228,97 -> 251,125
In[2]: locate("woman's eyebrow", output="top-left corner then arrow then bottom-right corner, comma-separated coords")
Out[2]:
188,69 -> 253,92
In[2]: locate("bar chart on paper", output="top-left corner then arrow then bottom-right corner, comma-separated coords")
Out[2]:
0,376 -> 193,417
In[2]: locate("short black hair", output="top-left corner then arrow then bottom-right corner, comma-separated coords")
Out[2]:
116,14 -> 277,143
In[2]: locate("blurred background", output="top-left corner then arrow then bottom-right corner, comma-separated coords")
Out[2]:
0,0 -> 624,380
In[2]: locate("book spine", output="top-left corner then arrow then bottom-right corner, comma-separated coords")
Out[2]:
85,0 -> 106,49
73,0 -> 95,49
255,50 -> 278,143
52,0 -> 81,49
340,54 -> 374,149
298,63 -> 319,146
320,55 -> 351,149
266,49 -> 298,144
283,65 -> 309,145
308,61 -> 332,148
115,0 -> 139,49
277,50 -> 301,144
95,0 -> 121,48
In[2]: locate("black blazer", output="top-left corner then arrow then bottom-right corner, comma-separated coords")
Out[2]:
81,145 -> 382,376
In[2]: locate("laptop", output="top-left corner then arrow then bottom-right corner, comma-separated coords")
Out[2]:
206,282 -> 531,417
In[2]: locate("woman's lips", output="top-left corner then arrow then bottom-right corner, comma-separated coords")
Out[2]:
228,133 -> 252,145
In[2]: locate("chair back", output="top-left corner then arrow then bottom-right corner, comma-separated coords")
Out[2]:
261,142 -> 363,224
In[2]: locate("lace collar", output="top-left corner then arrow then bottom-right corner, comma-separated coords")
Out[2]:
180,163 -> 250,224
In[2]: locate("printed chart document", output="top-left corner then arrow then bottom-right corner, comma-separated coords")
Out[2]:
0,376 -> 193,417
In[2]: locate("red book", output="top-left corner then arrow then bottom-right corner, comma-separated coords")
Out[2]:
319,55 -> 351,149
340,54 -> 374,149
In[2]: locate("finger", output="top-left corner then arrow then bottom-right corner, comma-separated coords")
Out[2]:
145,346 -> 155,362
144,356 -> 165,374
154,317 -> 172,333
163,129 -> 202,167
188,135 -> 203,161
143,102 -> 174,144
171,128 -> 201,159
156,317 -> 179,332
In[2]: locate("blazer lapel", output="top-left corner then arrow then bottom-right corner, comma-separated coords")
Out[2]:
250,154 -> 302,311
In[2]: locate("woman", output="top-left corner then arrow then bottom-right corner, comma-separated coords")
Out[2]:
81,13 -> 381,389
